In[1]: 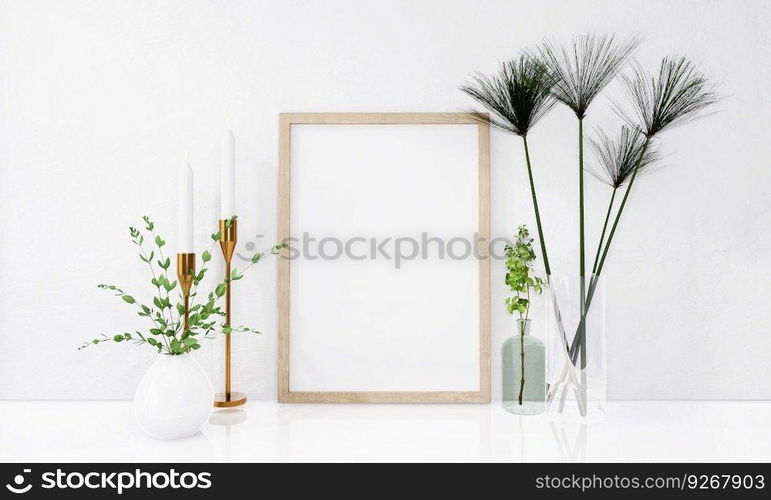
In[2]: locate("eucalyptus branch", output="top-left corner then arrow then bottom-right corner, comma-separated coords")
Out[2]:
142,216 -> 176,327
82,214 -> 292,357
97,284 -> 166,333
78,332 -> 159,352
81,216 -> 287,356
131,222 -> 175,351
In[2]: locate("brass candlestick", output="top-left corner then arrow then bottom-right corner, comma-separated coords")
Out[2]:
214,218 -> 247,407
176,253 -> 196,336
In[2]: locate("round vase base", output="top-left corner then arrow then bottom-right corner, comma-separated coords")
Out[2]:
503,400 -> 545,415
214,392 -> 247,408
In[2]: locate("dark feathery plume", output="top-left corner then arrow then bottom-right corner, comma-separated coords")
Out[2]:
460,56 -> 556,136
568,56 -> 720,364
598,56 -> 720,276
587,126 -> 661,189
531,34 -> 639,373
460,56 -> 556,274
587,126 -> 661,274
617,56 -> 720,139
532,33 -> 641,119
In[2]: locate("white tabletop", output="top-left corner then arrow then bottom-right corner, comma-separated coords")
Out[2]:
1,401 -> 768,462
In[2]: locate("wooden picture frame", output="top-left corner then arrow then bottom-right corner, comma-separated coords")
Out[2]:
277,113 -> 490,403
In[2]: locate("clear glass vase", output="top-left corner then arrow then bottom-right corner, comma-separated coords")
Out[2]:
502,319 -> 546,415
545,275 -> 606,418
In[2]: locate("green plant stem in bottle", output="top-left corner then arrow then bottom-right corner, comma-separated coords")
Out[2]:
502,225 -> 545,415
502,319 -> 545,415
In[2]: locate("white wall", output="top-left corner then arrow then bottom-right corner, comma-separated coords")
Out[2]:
1,0 -> 769,401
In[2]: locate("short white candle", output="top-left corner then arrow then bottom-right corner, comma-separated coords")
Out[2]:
220,128 -> 235,219
178,157 -> 194,253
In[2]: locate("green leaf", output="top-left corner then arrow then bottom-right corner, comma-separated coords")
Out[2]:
113,335 -> 124,342
170,338 -> 183,353
164,280 -> 177,292
211,231 -> 221,241
202,250 -> 211,262
215,283 -> 226,297
122,295 -> 136,304
155,235 -> 166,248
176,303 -> 185,316
271,243 -> 288,254
251,253 -> 262,263
222,326 -> 233,334
153,296 -> 163,309
183,337 -> 198,347
147,338 -> 158,346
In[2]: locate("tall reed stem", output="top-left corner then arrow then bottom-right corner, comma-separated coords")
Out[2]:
579,118 -> 586,280
594,138 -> 650,277
578,118 -> 587,380
592,188 -> 618,275
569,138 -> 651,363
522,136 -> 551,276
518,319 -> 525,405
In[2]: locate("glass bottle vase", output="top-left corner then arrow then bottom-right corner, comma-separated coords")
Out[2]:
502,319 -> 545,415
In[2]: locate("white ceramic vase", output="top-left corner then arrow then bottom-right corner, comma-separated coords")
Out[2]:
134,353 -> 213,440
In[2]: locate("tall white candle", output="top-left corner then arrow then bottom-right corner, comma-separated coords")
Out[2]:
179,157 -> 194,253
220,128 -> 235,219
